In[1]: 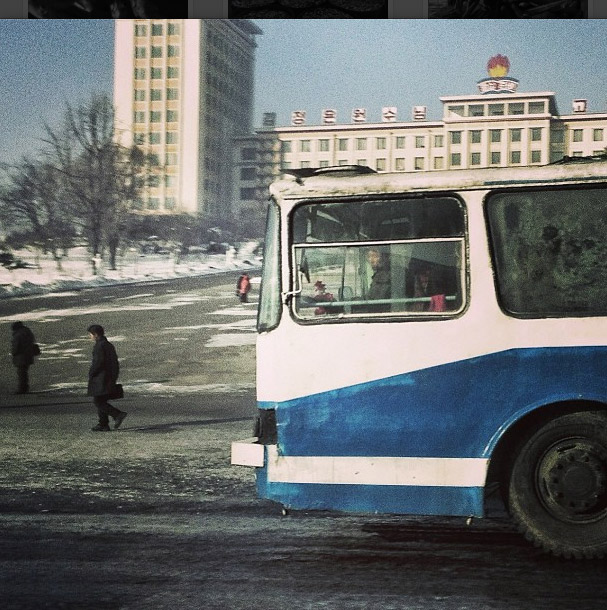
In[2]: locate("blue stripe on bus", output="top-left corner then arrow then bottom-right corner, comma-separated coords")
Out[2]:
259,346 -> 607,460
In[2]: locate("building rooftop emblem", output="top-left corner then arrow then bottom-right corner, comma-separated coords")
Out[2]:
478,55 -> 518,95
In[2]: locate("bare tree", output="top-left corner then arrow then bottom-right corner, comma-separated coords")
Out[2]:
44,94 -> 154,272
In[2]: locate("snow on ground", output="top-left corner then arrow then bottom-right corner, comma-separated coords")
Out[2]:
0,242 -> 262,300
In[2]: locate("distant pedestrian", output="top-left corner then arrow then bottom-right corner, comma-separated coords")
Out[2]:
87,324 -> 127,432
237,272 -> 251,303
11,321 -> 38,394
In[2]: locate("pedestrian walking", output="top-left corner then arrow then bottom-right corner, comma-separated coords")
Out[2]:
87,324 -> 127,432
11,321 -> 38,394
237,272 -> 251,303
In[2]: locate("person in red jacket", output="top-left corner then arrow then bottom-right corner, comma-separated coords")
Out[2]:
237,273 -> 251,303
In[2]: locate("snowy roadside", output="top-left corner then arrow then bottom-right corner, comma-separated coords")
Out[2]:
0,242 -> 262,300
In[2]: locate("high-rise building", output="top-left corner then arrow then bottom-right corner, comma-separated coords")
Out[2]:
114,19 -> 261,222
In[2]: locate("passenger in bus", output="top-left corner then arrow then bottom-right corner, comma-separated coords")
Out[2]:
406,260 -> 448,312
366,247 -> 391,301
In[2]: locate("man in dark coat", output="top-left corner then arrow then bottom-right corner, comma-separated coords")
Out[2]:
87,324 -> 127,432
11,321 -> 37,394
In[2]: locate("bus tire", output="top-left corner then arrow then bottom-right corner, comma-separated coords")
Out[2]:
508,411 -> 607,559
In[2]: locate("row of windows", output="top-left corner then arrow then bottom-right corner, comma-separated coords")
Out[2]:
136,196 -> 177,211
134,110 -> 179,123
572,128 -> 605,142
282,128 -> 546,154
135,66 -> 179,80
135,23 -> 181,37
283,149 -> 543,172
135,45 -> 180,59
146,152 -> 180,166
447,100 -> 546,118
133,131 -> 179,145
134,88 -> 179,102
146,174 -> 178,188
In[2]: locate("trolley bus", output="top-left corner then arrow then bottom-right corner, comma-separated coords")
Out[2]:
232,158 -> 607,558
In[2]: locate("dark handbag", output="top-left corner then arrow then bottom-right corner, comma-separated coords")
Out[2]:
109,384 -> 124,400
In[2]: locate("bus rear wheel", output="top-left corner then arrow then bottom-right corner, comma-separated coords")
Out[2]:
508,411 -> 607,559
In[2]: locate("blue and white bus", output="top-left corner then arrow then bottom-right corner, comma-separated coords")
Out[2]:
232,158 -> 607,558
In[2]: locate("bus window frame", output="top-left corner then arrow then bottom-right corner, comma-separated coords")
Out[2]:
287,193 -> 470,325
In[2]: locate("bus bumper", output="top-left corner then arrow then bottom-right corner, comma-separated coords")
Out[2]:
231,438 -> 265,467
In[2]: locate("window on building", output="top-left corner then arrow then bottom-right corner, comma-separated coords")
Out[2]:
491,151 -> 501,165
508,102 -> 524,115
166,110 -> 178,122
151,67 -> 162,79
134,133 -> 145,145
470,152 -> 481,166
282,141 -> 292,153
338,159 -> 349,166
166,88 -> 179,101
135,24 -> 147,36
531,150 -> 542,163
448,105 -> 465,117
376,158 -> 386,171
301,161 -> 311,168
376,137 -> 386,150
414,157 -> 424,170
488,104 -> 504,116
356,138 -> 367,151
490,129 -> 502,143
434,157 -> 444,170
572,151 -> 583,157
319,160 -> 329,168
135,68 -> 146,79
511,151 -> 521,164
166,153 -> 178,166
240,188 -> 256,200
395,158 -> 405,171
166,132 -> 178,144
168,45 -> 180,58
282,161 -> 291,170
135,47 -> 146,58
135,90 -> 146,101
240,167 -> 255,180
150,89 -> 162,101
318,139 -> 330,152
242,148 -> 256,161
168,23 -> 180,36
450,153 -> 461,166
167,66 -> 179,78
528,101 -> 545,114
396,136 -> 406,149
300,140 -> 311,153
572,129 -> 584,143
415,136 -> 425,149
151,46 -> 162,58
593,129 -> 604,142
165,197 -> 176,210
338,138 -> 349,151
134,111 -> 146,123
510,129 -> 522,143
151,23 -> 163,36
468,104 -> 484,117
470,130 -> 481,144
148,197 -> 160,210
531,128 -> 542,142
165,175 -> 176,188
551,130 -> 564,144
434,135 -> 444,147
356,159 -> 367,167
450,131 -> 462,145
149,132 -> 161,144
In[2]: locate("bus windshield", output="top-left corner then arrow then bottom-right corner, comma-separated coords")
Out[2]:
291,196 -> 466,319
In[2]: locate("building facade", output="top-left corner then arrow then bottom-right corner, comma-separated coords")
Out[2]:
235,62 -> 607,232
114,18 -> 261,220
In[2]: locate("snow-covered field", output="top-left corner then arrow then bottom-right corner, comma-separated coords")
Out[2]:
0,242 -> 261,300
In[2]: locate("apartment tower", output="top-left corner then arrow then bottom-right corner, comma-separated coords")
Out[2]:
114,19 -> 261,221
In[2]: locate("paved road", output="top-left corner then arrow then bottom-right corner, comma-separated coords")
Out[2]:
1,276 -> 606,609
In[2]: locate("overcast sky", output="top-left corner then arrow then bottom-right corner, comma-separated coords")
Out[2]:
1,19 -> 606,164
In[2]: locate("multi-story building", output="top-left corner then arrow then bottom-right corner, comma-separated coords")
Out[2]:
235,59 -> 607,233
114,18 -> 261,221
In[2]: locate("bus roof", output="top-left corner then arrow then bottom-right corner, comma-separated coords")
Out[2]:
269,156 -> 607,202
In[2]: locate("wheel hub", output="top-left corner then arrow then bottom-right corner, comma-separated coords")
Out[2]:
538,440 -> 607,522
